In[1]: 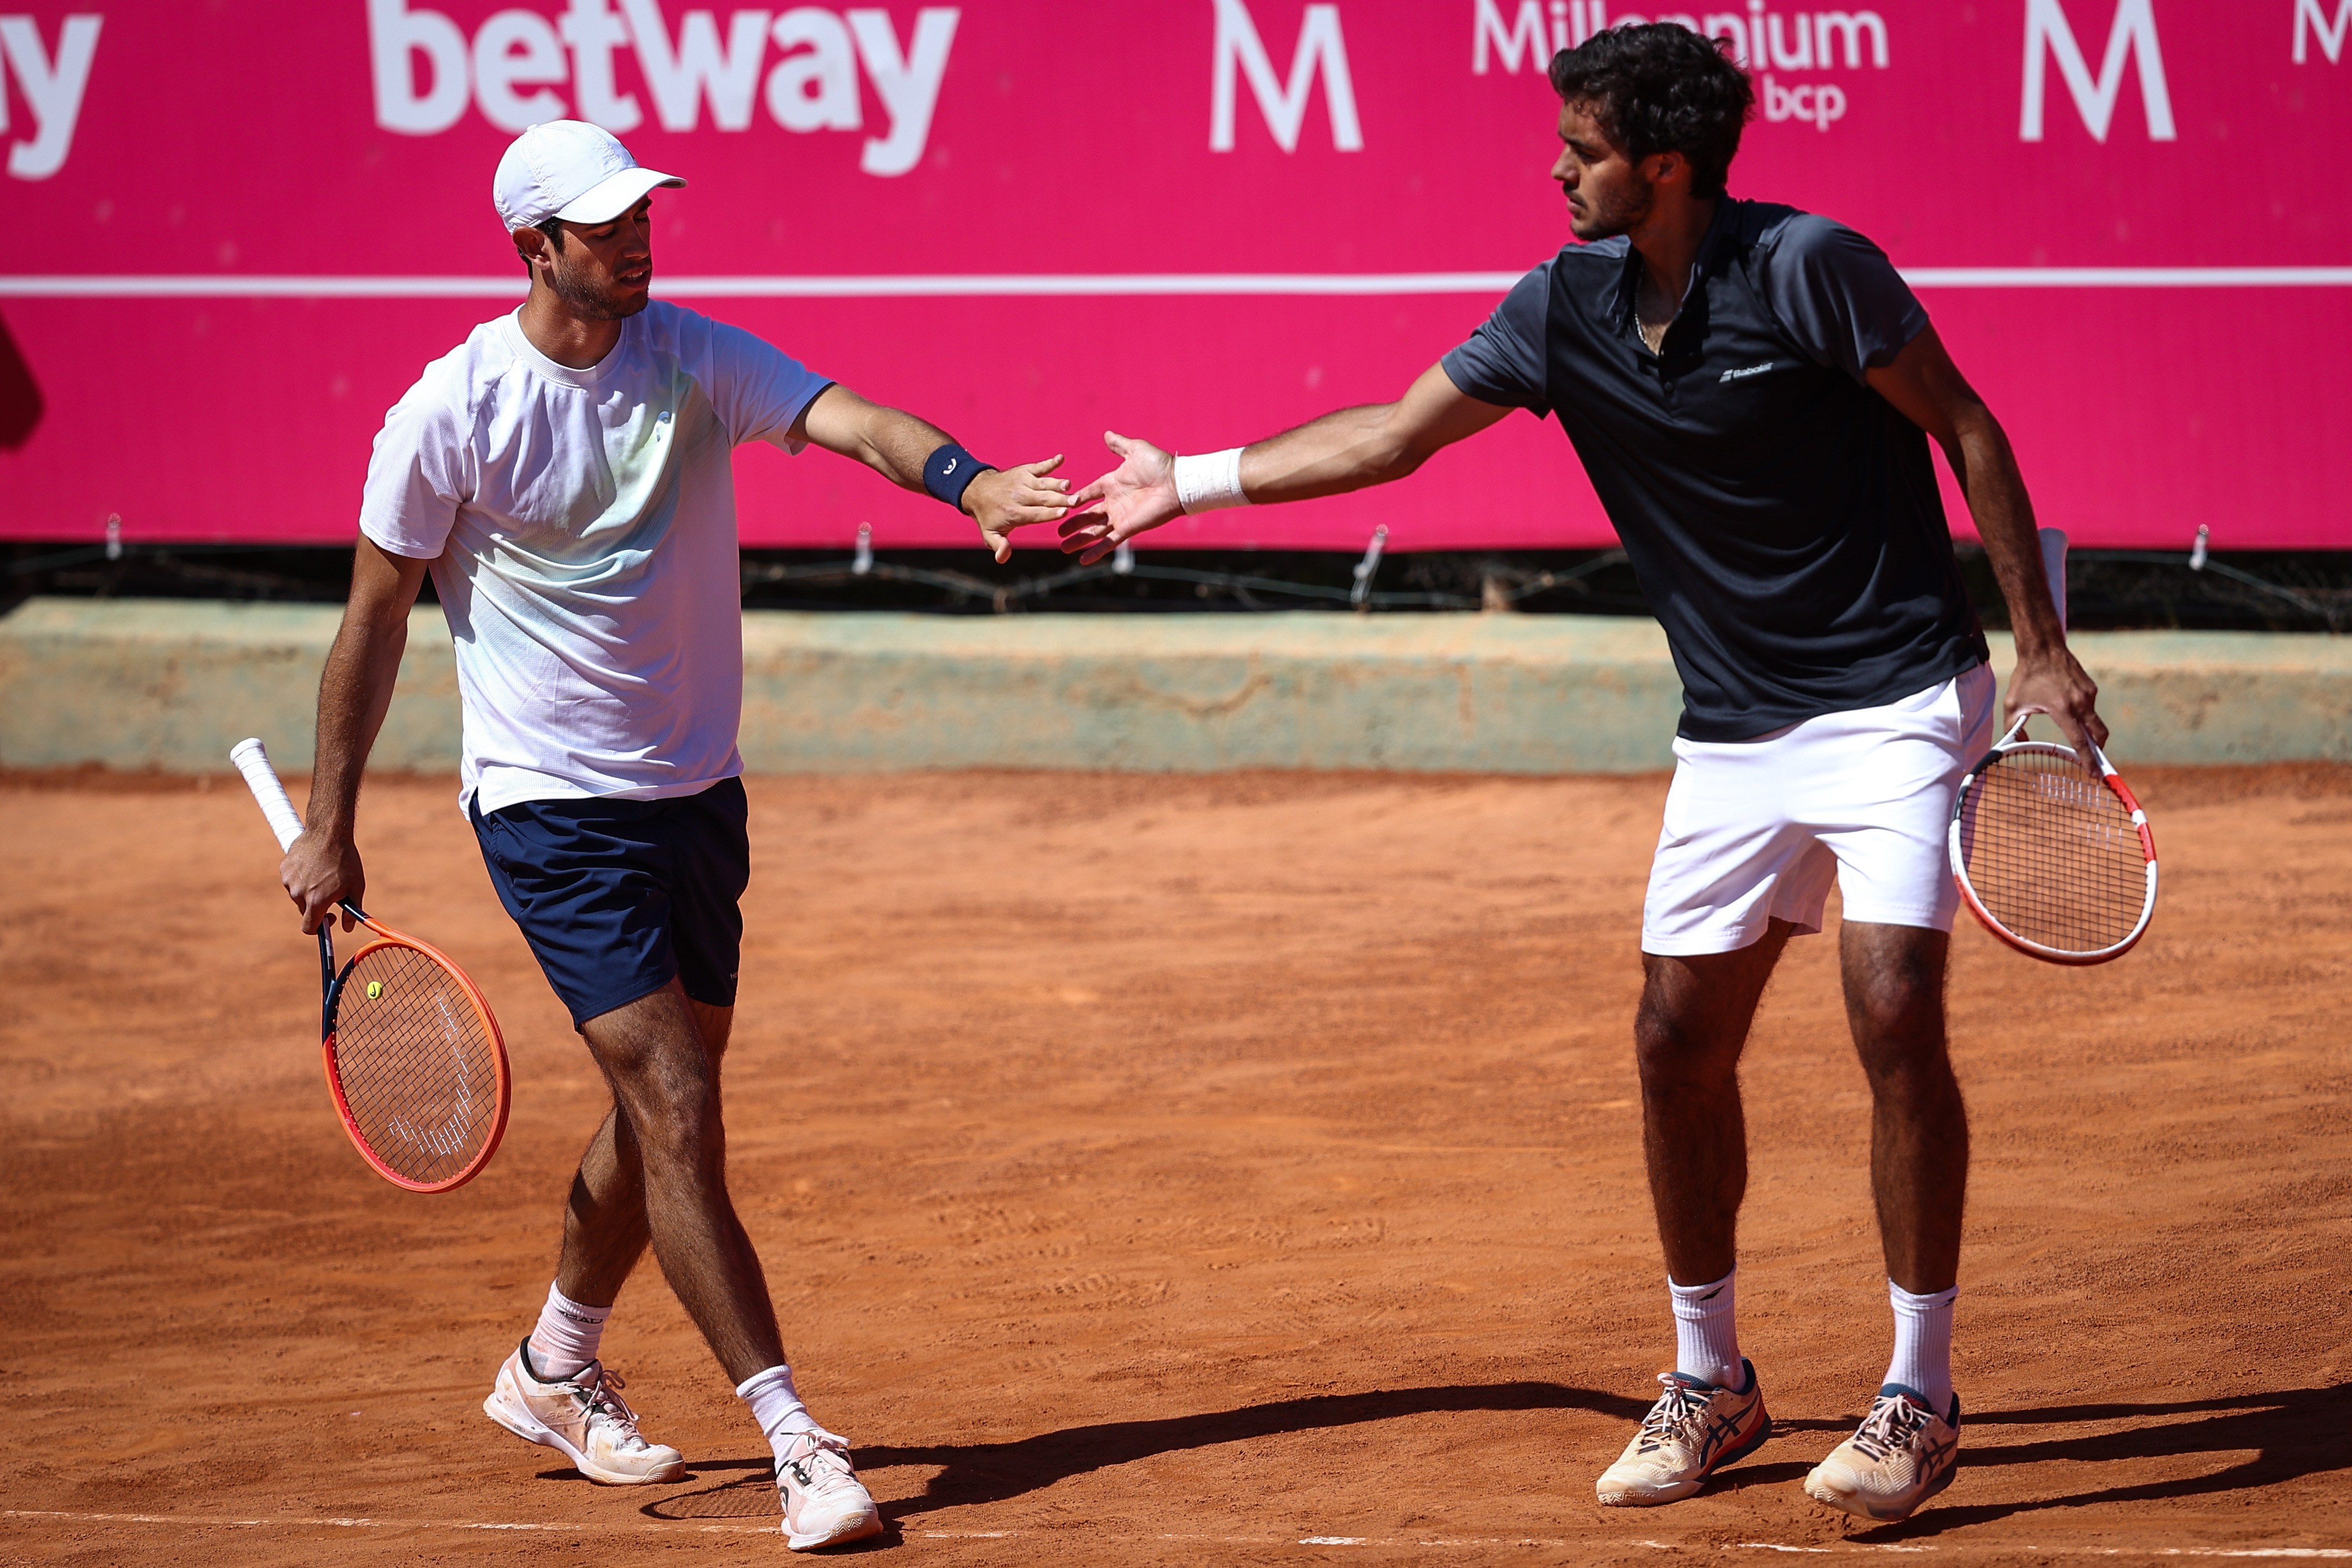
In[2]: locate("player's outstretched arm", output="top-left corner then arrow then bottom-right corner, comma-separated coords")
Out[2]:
1057,363 -> 1511,566
793,382 -> 1072,563
1866,326 -> 2108,756
282,534 -> 431,935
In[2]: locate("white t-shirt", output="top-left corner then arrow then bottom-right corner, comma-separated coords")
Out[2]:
359,301 -> 830,816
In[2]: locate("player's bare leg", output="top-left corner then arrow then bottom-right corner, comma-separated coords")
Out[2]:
482,992 -> 739,1485
484,987 -> 876,1543
1596,921 -> 1794,1506
575,980 -> 785,1383
1805,921 -> 1967,1520
555,993 -> 734,1310
1839,922 -> 1966,1294
572,982 -> 877,1544
1633,919 -> 1795,1284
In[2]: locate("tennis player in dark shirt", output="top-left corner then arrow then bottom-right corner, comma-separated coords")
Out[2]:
1059,24 -> 2106,1523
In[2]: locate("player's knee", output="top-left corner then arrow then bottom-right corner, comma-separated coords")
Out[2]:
608,1049 -> 720,1147
1858,1041 -> 1950,1088
1633,999 -> 1740,1085
645,1070 -> 718,1131
1850,1011 -> 1957,1100
1844,974 -> 1943,1056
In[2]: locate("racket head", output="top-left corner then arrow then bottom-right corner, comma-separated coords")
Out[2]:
322,926 -> 511,1193
1948,735 -> 2158,965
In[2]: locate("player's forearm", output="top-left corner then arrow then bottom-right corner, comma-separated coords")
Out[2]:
307,614 -> 408,840
856,404 -> 966,496
798,384 -> 974,496
1237,403 -> 1422,504
1947,409 -> 2066,658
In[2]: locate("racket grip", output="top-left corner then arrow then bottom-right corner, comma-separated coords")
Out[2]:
230,737 -> 306,851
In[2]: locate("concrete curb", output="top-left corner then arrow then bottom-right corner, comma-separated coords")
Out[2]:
734,611 -> 1683,773
2,597 -> 2344,775
0,599 -> 459,774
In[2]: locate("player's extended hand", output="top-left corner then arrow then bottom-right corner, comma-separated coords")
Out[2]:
281,827 -> 364,936
2006,644 -> 2110,759
1059,431 -> 1182,565
961,455 -> 1075,564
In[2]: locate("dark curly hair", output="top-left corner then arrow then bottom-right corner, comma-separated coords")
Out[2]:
1548,24 -> 1755,200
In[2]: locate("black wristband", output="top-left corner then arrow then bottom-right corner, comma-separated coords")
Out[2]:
922,443 -> 994,511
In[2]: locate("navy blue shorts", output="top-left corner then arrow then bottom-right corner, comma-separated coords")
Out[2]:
472,777 -> 749,1030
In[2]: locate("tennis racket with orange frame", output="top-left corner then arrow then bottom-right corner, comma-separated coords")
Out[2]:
231,738 -> 511,1192
1947,531 -> 2159,965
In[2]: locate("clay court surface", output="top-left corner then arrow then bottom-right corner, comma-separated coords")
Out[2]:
3,765 -> 2348,1566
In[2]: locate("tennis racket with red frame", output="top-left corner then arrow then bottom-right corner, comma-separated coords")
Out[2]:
1947,530 -> 2160,965
231,738 -> 511,1192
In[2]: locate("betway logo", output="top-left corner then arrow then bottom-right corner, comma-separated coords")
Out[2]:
367,0 -> 957,176
0,13 -> 101,181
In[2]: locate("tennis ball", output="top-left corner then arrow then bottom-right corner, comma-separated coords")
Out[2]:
365,981 -> 384,1000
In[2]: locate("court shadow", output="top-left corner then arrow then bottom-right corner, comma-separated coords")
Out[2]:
642,1380 -> 1645,1523
1847,1386 -> 2352,1541
1704,1457 -> 1818,1494
1693,1414 -> 1870,1498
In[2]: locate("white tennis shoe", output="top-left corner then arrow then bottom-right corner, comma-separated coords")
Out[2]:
483,1340 -> 687,1485
1803,1384 -> 1961,1520
1596,1359 -> 1773,1506
775,1430 -> 883,1551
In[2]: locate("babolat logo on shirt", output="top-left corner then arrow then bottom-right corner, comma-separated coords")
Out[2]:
1720,362 -> 1777,382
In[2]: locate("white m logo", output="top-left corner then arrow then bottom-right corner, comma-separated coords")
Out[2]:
2296,0 -> 2352,63
2020,0 -> 2175,142
1211,0 -> 1363,153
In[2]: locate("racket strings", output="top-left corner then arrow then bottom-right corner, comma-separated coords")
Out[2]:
333,944 -> 502,1184
1958,751 -> 2148,955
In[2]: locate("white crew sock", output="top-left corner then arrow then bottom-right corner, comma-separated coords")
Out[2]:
525,1283 -> 611,1382
738,1364 -> 826,1464
1668,1268 -> 1744,1390
1885,1280 -> 1957,1411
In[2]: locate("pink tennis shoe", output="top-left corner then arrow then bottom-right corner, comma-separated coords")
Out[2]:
774,1430 -> 883,1551
482,1339 -> 687,1485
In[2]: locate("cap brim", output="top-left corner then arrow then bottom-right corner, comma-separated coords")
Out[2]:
552,167 -> 686,225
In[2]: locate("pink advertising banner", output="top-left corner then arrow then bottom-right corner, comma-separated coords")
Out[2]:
0,0 -> 2346,553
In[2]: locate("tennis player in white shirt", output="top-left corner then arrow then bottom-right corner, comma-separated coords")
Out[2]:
277,121 -> 1075,1551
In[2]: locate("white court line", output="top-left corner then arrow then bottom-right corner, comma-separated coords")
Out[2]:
1986,1554 -> 2352,1562
1,1509 -> 597,1532
5,1510 -> 2348,1556
0,268 -> 2347,300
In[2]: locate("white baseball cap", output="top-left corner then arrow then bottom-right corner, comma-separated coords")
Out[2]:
493,120 -> 685,233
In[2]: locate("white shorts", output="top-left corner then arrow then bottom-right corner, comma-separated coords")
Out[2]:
1641,664 -> 1997,956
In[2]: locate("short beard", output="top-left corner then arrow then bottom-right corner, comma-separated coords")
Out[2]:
1574,167 -> 1656,241
546,255 -> 647,321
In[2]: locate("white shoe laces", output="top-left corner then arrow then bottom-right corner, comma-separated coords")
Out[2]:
780,1434 -> 865,1504
564,1365 -> 654,1453
1636,1376 -> 1711,1448
1848,1393 -> 1932,1462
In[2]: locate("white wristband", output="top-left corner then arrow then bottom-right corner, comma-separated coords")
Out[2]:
1173,447 -> 1249,513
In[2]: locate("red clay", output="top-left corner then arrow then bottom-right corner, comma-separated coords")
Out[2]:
3,767 -> 2348,1566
